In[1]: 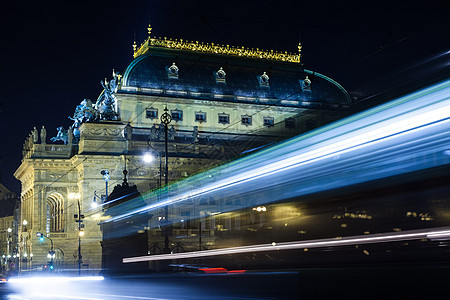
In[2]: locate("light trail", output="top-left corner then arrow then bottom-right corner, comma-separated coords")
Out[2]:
8,276 -> 104,284
123,227 -> 450,263
102,79 -> 450,226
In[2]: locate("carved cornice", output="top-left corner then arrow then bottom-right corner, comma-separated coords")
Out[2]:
134,26 -> 301,64
31,161 -> 72,168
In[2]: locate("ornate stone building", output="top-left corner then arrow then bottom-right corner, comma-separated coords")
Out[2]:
0,183 -> 19,273
14,25 -> 350,274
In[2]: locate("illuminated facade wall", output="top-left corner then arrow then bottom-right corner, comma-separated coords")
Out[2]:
14,29 -> 351,273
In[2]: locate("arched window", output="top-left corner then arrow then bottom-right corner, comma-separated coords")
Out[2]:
46,193 -> 64,233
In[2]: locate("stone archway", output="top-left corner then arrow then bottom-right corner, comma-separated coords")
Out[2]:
46,192 -> 65,233
54,248 -> 64,271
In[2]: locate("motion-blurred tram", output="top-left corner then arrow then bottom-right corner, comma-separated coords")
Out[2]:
108,79 -> 450,271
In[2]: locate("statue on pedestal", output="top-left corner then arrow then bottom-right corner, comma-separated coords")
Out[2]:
125,124 -> 133,141
27,134 -> 32,149
32,127 -> 38,143
69,99 -> 96,143
68,128 -> 73,145
50,126 -> 69,145
192,126 -> 199,143
168,125 -> 176,141
40,126 -> 47,144
149,125 -> 159,141
95,70 -> 120,121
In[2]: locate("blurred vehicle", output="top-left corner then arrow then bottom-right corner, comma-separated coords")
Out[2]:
0,273 -> 11,295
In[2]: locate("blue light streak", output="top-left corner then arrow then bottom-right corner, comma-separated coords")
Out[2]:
123,227 -> 450,263
102,80 -> 450,225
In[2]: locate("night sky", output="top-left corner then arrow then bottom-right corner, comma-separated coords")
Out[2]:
1,0 -> 449,193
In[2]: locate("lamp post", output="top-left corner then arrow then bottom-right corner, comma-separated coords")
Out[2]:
69,193 -> 84,276
21,220 -> 28,272
6,228 -> 11,271
160,107 -> 172,254
75,200 -> 84,276
92,191 -> 102,209
145,142 -> 161,187
100,169 -> 110,200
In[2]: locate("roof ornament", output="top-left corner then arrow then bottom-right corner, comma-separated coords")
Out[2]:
147,24 -> 152,36
167,62 -> 179,79
215,67 -> 226,84
133,26 -> 301,63
300,76 -> 312,92
258,72 -> 270,87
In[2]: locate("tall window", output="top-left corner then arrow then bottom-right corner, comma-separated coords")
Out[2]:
46,193 -> 64,233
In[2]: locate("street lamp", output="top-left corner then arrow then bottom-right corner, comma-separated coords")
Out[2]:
160,107 -> 172,254
92,191 -> 102,208
143,152 -> 155,163
101,169 -> 110,199
6,228 -> 11,271
74,200 -> 84,276
69,192 -> 84,276
146,140 -> 163,188
21,220 -> 28,272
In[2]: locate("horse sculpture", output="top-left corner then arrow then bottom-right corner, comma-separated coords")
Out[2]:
95,71 -> 120,121
50,126 -> 69,144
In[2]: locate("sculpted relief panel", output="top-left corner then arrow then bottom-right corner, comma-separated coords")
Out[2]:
85,128 -> 123,137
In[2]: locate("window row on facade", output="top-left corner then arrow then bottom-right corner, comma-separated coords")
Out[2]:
146,108 -> 297,128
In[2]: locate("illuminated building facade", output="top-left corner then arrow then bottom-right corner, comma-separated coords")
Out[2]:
14,25 -> 351,273
0,184 -> 19,273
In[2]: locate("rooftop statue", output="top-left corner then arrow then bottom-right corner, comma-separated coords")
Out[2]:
50,126 -> 69,145
40,126 -> 46,144
192,126 -> 199,143
70,99 -> 94,122
32,127 -> 38,143
125,124 -> 133,141
95,70 -> 120,121
168,125 -> 176,141
69,99 -> 96,143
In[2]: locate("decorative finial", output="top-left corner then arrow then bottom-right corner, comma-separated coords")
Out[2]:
298,43 -> 302,54
133,41 -> 137,52
147,24 -> 152,36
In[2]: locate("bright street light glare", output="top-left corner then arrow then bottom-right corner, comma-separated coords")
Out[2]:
143,152 -> 155,163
